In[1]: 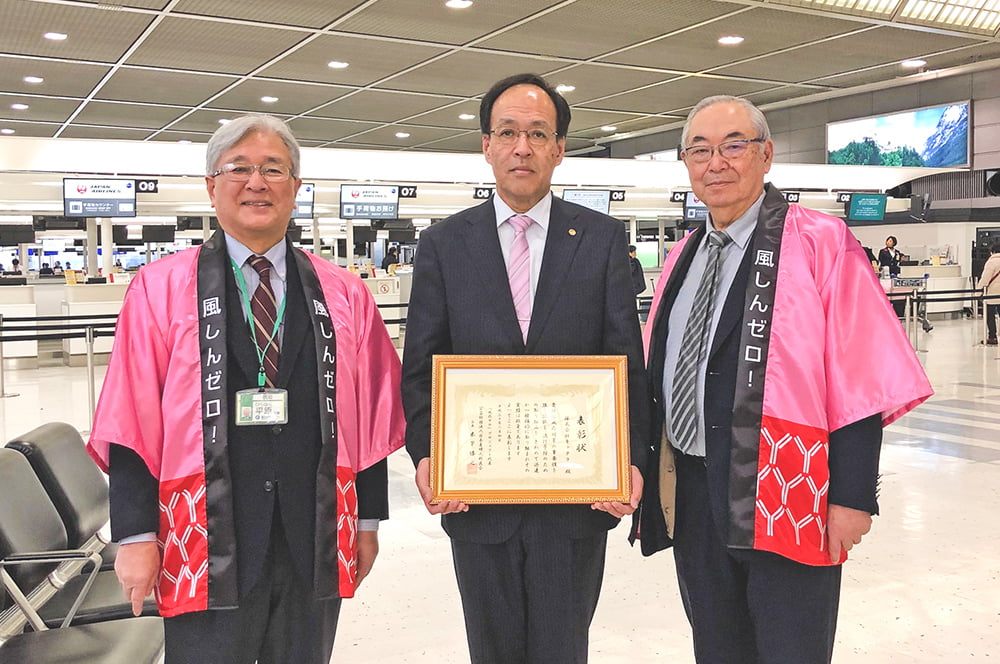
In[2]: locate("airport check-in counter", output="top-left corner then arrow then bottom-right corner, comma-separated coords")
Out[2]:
363,275 -> 402,341
61,283 -> 128,366
0,285 -> 38,368
894,264 -> 967,315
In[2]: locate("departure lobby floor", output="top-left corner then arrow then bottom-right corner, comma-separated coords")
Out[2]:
1,317 -> 997,663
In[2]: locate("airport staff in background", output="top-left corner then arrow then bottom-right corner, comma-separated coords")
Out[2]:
978,240 -> 1000,345
381,245 -> 399,271
401,73 -> 650,664
87,114 -> 405,664
629,244 -> 646,296
631,95 -> 933,664
878,235 -> 902,275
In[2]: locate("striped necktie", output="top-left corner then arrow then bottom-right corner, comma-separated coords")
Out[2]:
248,255 -> 279,387
670,230 -> 733,455
507,214 -> 533,343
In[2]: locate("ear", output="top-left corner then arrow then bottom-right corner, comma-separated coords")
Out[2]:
482,133 -> 493,165
205,176 -> 217,208
553,136 -> 566,166
761,139 -> 774,174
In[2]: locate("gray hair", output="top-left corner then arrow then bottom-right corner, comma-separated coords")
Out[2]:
680,95 -> 770,148
205,114 -> 301,178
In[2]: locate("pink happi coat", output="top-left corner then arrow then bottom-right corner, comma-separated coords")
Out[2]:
644,197 -> 932,566
88,239 -> 405,616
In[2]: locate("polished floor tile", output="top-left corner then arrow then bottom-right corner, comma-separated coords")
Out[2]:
1,318 -> 998,662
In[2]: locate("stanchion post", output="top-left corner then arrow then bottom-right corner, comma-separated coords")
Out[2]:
904,294 -> 914,348
0,313 -> 20,399
85,325 -> 96,420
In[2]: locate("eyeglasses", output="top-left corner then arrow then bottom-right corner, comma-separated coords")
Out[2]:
210,162 -> 293,182
489,127 -> 559,147
681,138 -> 765,164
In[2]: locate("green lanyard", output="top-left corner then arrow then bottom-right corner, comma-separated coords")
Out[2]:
230,258 -> 287,388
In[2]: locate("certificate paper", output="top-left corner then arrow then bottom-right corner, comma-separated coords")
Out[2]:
431,355 -> 630,504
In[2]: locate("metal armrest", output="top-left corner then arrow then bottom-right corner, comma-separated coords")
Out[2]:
0,549 -> 103,632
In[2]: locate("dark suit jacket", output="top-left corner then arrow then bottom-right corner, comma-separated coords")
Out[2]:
109,238 -> 387,598
401,195 -> 650,544
878,247 -> 900,273
634,189 -> 881,555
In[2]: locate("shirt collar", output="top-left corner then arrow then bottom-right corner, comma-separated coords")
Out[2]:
704,190 -> 764,250
493,192 -> 552,232
224,232 -> 288,279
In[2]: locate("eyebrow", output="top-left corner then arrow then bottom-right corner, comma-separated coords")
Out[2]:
687,130 -> 750,144
493,118 -> 554,128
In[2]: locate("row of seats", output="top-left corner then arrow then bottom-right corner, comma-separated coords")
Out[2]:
0,422 -> 163,663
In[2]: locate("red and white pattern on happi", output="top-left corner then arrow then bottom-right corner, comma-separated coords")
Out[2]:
156,473 -> 210,616
336,466 -> 359,598
753,415 -> 838,566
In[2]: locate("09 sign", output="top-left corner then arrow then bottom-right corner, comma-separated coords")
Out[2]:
135,179 -> 159,194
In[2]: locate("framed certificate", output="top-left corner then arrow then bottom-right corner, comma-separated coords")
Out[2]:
430,355 -> 631,504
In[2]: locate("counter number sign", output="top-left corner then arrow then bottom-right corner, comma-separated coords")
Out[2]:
610,190 -> 626,202
474,187 -> 494,200
399,186 -> 418,198
136,179 -> 158,194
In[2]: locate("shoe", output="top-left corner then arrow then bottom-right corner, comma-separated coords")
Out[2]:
988,338 -> 998,346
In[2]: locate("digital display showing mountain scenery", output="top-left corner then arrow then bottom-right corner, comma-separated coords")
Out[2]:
827,102 -> 969,168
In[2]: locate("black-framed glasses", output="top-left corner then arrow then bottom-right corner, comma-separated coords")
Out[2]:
681,138 -> 765,164
489,126 -> 559,146
210,162 -> 293,182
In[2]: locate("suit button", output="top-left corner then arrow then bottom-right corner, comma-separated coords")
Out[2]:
271,425 -> 282,435
263,480 -> 275,492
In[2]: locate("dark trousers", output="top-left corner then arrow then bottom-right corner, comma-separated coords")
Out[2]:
673,452 -> 842,664
163,515 -> 341,664
450,510 -> 607,664
987,303 -> 999,340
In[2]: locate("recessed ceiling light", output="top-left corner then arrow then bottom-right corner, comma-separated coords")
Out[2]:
395,132 -> 411,138
178,139 -> 192,144
555,84 -> 575,93
260,96 -> 279,103
218,118 -> 231,125
11,103 -> 29,111
601,125 -> 617,132
1,129 -> 15,135
718,35 -> 744,45
44,32 -> 68,41
23,76 -> 44,84
901,59 -> 927,68
445,0 -> 474,8
459,113 -> 476,120
327,60 -> 350,69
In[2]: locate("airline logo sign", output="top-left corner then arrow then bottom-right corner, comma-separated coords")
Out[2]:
63,178 -> 136,217
340,184 -> 399,219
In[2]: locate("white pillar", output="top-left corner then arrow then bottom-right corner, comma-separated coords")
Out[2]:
100,218 -> 114,277
312,218 -> 320,254
86,218 -> 99,277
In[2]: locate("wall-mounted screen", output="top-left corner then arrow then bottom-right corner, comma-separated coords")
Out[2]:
340,184 -> 399,219
388,229 -> 416,242
141,225 -> 175,243
683,191 -> 709,225
846,193 -> 888,221
561,189 -> 611,215
0,225 -> 35,245
353,227 -> 377,243
827,102 -> 969,168
293,183 -> 315,219
63,179 -> 137,218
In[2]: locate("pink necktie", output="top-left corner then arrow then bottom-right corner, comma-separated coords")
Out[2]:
507,214 -> 533,342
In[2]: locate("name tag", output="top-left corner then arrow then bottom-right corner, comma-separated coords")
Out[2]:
235,388 -> 289,426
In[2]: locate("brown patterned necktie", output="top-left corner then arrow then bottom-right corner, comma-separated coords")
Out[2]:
247,255 -> 279,387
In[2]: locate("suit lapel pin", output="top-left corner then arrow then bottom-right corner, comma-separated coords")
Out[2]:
568,228 -> 577,236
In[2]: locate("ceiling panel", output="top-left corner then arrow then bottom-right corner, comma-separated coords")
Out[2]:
387,51 -> 565,96
0,95 -> 81,123
321,92 -> 471,125
124,15 -> 307,75
147,129 -> 213,143
59,126 -> 155,140
0,57 -> 111,98
418,132 -> 486,154
606,7 -> 867,72
172,0 -> 360,29
206,79 -> 353,115
335,0 -> 561,45
0,0 -> 155,63
71,100 -> 188,129
477,0 -> 743,60
564,107 -> 646,133
716,25 -> 979,82
573,114 -> 686,139
167,108 -> 290,133
338,125 -> 467,149
259,34 -> 450,87
583,76 -> 774,115
548,64 -> 682,106
0,120 -> 58,137
97,68 -> 238,106
284,117 -> 381,142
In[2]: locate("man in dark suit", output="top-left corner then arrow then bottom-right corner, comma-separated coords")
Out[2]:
89,114 -> 405,664
401,73 -> 650,663
632,96 -> 931,664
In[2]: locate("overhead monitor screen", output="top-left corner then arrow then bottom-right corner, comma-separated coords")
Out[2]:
63,178 -> 137,218
0,225 -> 35,245
846,193 -> 888,221
292,183 -> 315,219
141,225 -> 175,243
388,229 -> 416,242
683,191 -> 709,224
827,101 -> 969,167
340,184 -> 399,220
561,189 -> 611,215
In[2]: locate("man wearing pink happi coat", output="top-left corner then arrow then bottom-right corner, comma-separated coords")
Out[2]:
88,114 -> 404,664
631,95 -> 932,664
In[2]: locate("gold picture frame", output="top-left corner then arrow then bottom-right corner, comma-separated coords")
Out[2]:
430,355 -> 631,504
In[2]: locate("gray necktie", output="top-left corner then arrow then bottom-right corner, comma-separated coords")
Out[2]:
671,230 -> 733,455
